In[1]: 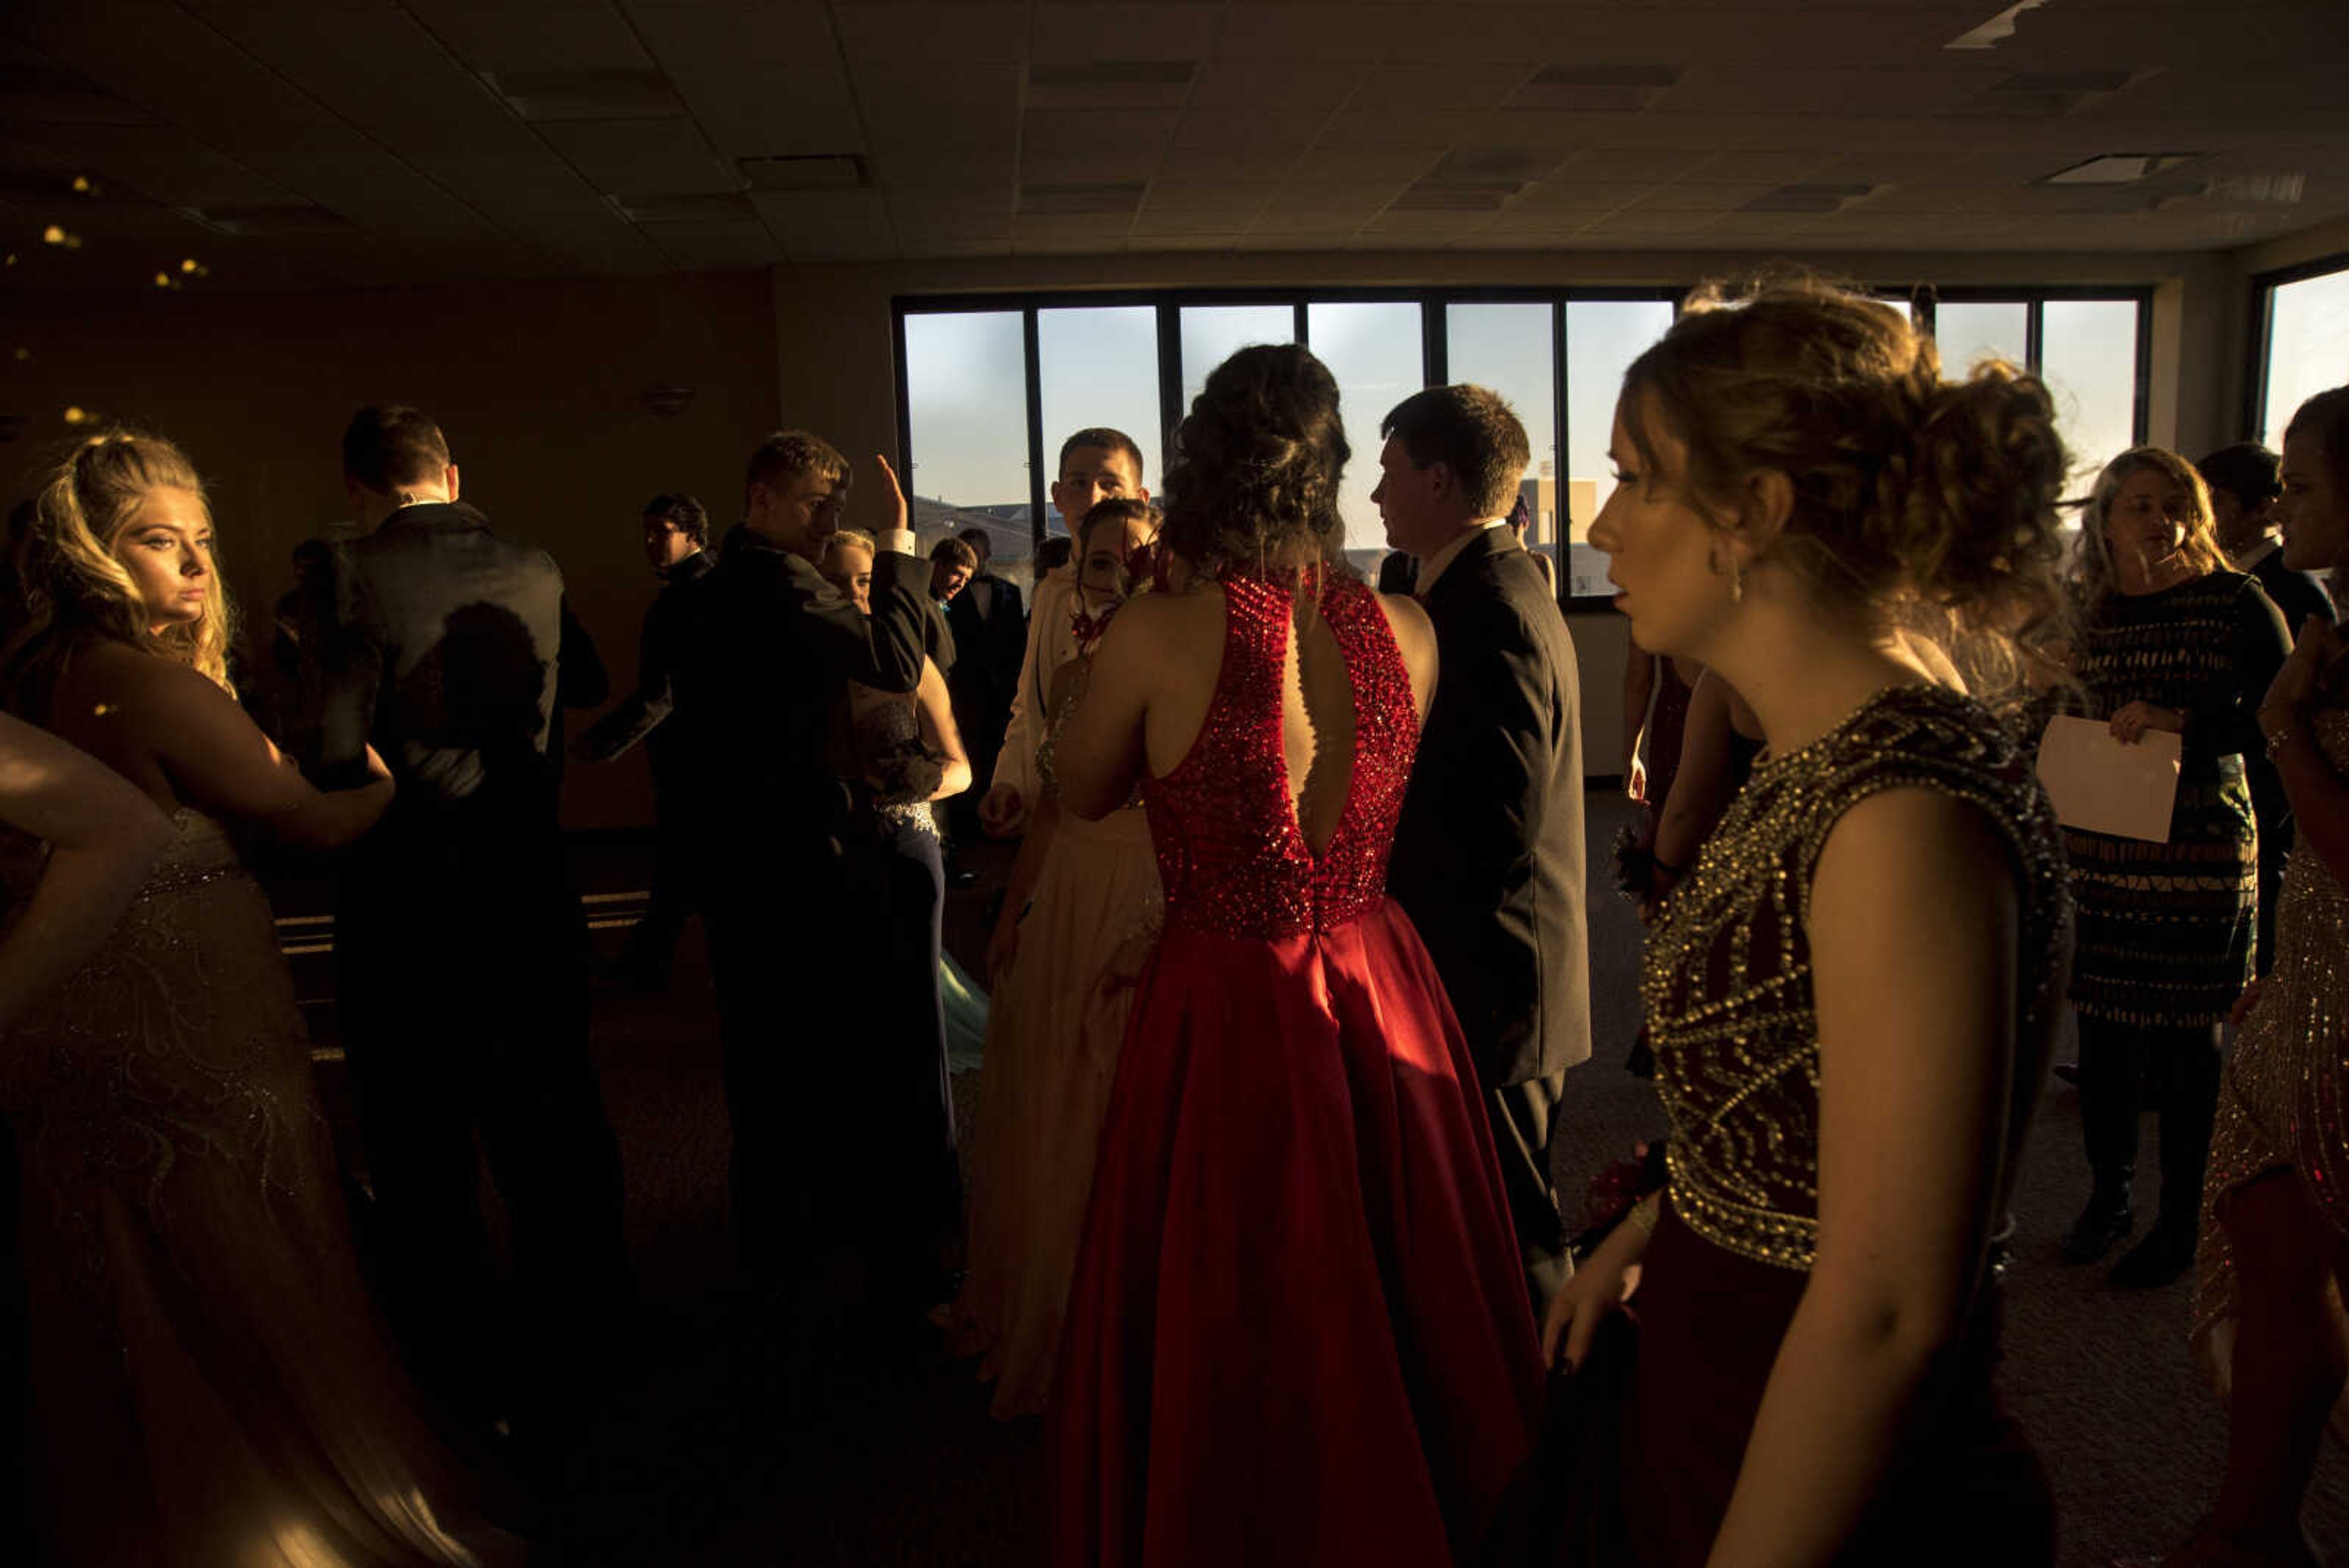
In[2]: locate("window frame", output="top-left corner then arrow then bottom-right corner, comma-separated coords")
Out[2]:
893,282 -> 2147,613
2246,250 -> 2349,450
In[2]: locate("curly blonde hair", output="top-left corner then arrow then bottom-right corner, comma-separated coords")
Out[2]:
1619,270 -> 2073,705
0,428 -> 237,718
2070,445 -> 2233,608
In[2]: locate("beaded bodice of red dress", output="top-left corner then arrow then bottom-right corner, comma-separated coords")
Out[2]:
1141,568 -> 1415,939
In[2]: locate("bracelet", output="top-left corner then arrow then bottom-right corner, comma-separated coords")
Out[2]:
1651,853 -> 1687,877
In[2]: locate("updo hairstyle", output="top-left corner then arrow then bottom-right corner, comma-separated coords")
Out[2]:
1159,343 -> 1350,574
1620,273 -> 2072,696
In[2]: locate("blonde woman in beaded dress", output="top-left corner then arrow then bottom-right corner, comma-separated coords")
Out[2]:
2132,385 -> 2349,1568
0,431 -> 517,1566
940,499 -> 1162,1419
1546,279 -> 2074,1567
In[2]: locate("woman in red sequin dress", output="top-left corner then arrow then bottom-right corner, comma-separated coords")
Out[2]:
1044,345 -> 1544,1566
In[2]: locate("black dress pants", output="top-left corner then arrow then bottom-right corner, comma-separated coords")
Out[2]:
1487,1068 -> 1571,1321
338,823 -> 629,1418
2076,1014 -> 2223,1225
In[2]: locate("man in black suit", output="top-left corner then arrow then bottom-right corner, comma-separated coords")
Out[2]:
573,492 -> 717,987
2199,443 -> 2332,976
943,526 -> 1025,825
314,406 -> 629,1431
668,429 -> 945,1307
1378,385 -> 1591,1320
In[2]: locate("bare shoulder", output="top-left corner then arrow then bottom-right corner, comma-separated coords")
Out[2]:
1111,584 -> 1223,654
59,638 -> 218,720
1815,784 -> 2015,904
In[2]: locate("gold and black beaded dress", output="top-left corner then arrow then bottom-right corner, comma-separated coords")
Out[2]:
2191,689 -> 2349,1443
1626,684 -> 2071,1568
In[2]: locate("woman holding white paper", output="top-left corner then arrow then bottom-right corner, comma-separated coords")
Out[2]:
2060,447 -> 2292,1287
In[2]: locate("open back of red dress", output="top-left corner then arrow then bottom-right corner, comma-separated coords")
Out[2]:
1048,568 -> 1543,1567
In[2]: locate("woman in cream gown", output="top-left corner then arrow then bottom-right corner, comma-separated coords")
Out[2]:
943,500 -> 1162,1419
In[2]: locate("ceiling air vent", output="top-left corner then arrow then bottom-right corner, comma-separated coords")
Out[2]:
1515,64 -> 1678,113
1018,182 -> 1145,215
176,203 -> 355,236
739,155 -> 870,192
1740,181 -> 1877,215
2039,152 -> 2199,184
611,192 -> 759,223
485,69 -> 684,121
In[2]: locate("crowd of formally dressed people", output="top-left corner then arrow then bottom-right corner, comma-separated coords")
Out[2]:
0,271 -> 2340,1567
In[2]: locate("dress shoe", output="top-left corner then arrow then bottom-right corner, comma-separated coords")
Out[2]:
2061,1192 -> 2134,1264
2109,1218 -> 2197,1288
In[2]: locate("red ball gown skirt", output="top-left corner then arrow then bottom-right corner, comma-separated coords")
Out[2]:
1048,899 -> 1544,1567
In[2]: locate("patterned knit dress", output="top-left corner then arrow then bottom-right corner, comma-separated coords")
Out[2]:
2065,571 -> 2290,1028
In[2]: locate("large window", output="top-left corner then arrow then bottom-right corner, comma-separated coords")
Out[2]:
2256,258 -> 2349,453
897,284 -> 2147,604
1307,301 -> 1425,557
1038,305 -> 1164,527
1564,300 -> 1675,600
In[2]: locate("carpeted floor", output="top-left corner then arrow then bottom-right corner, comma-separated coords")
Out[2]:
305,792 -> 2347,1567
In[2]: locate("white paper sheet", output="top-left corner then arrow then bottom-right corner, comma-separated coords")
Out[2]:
2035,714 -> 2182,842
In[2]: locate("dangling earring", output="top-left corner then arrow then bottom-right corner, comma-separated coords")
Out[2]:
1710,540 -> 1745,604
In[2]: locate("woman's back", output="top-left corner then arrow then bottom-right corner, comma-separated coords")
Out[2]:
1137,569 -> 1427,939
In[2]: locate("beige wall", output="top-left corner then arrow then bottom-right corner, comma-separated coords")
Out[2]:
0,271 -> 779,830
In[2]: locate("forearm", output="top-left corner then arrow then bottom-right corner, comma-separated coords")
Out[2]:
1704,1288 -> 1953,1567
271,779 -> 394,850
932,756 -> 973,801
0,831 -> 170,1033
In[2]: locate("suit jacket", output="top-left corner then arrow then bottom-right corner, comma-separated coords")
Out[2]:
944,571 -> 1027,715
315,500 -> 576,840
1388,527 -> 1592,1087
668,523 -> 929,859
574,548 -> 714,790
2246,540 -> 2332,637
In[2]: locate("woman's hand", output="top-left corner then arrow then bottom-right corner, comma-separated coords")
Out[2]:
985,908 -> 1022,981
2262,613 -> 2341,723
362,743 -> 394,786
2227,976 -> 2267,1028
1093,931 -> 1156,1006
1541,1202 -> 1650,1372
1624,754 -> 1647,804
2108,700 -> 2183,745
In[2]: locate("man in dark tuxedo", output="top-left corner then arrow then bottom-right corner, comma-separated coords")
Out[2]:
2199,443 -> 2332,976
1378,385 -> 1591,1320
668,430 -> 946,1308
573,492 -> 717,988
313,405 -> 629,1431
943,526 -> 1025,827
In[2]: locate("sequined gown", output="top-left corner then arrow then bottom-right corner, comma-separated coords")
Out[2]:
1048,570 -> 1543,1567
947,655 -> 1160,1419
2192,694 -> 2349,1441
0,811 -> 515,1567
1630,686 -> 2069,1567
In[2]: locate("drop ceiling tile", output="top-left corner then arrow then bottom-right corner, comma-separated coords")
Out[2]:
1686,149 -> 1840,185
539,117 -> 735,193
1553,147 -> 1712,184
1579,208 -> 1718,236
1288,147 -> 1442,185
1028,4 -> 1222,62
1487,206 -> 1603,234
1268,179 -> 1406,212
0,122 -> 295,210
1249,207 -> 1369,234
1015,210 -> 1136,240
1145,181 -> 1281,212
1156,144 -> 1304,182
1513,180 -> 1649,212
1172,111 -> 1329,152
639,218 -> 779,270
1355,64 -> 1535,111
1627,182 -> 1776,212
1022,110 -> 1182,154
749,188 -> 889,230
1187,62 -> 1367,114
832,4 -> 1028,64
631,6 -> 858,158
1020,146 -> 1166,184
1132,206 -> 1256,235
1315,111 -> 1486,153
403,4 -> 651,73
1362,207 -> 1496,236
897,237 -> 1015,259
1212,6 -> 1405,64
1127,232 -> 1238,251
887,204 -> 1016,241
